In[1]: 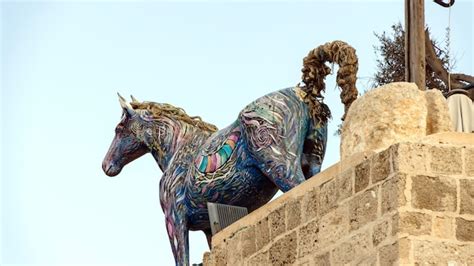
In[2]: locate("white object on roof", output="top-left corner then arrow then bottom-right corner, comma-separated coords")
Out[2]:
447,92 -> 474,133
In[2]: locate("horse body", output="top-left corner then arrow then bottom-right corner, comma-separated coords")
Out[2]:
103,87 -> 328,265
181,122 -> 279,230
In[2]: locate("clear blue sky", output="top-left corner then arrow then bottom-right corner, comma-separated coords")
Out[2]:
1,1 -> 472,265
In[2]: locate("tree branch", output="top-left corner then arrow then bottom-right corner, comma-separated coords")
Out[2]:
424,30 -> 474,90
451,73 -> 474,84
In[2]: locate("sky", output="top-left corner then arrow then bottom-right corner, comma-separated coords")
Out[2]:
1,0 -> 472,265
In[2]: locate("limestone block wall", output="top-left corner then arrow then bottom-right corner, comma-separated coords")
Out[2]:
203,133 -> 474,265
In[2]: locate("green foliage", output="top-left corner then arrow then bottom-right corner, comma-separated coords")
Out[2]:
373,22 -> 451,93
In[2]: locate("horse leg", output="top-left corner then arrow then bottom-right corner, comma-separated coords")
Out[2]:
240,104 -> 307,192
165,210 -> 190,266
301,122 -> 328,179
203,228 -> 213,249
174,228 -> 189,266
256,149 -> 306,192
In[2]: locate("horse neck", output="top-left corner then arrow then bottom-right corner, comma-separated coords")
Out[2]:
150,117 -> 206,172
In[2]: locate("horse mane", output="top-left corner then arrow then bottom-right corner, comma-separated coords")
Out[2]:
130,101 -> 218,133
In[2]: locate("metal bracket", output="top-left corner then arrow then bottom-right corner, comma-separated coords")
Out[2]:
207,202 -> 248,235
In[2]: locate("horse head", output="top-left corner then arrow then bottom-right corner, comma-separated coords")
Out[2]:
102,93 -> 150,176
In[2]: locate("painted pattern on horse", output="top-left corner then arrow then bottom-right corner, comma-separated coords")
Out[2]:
103,40 -> 360,266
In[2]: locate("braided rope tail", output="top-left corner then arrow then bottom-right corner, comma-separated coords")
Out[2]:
300,40 -> 359,124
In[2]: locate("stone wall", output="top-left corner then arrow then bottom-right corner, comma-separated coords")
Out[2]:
203,133 -> 474,265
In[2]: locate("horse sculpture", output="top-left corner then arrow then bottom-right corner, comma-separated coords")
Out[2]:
102,41 -> 358,266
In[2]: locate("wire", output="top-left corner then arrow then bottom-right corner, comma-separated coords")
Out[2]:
447,1 -> 452,91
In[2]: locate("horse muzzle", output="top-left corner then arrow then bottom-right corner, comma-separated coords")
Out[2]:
102,161 -> 122,177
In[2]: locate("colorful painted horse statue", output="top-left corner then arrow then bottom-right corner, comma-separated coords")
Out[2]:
102,41 -> 358,266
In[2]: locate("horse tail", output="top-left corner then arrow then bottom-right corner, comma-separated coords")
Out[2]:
299,40 -> 359,124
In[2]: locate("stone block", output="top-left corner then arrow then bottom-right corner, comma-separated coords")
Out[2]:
255,217 -> 270,250
398,237 -> 412,265
202,251 -> 211,266
269,232 -> 297,266
400,211 -> 431,236
340,82 -> 437,159
318,204 -> 349,247
355,254 -> 377,266
297,220 -> 319,258
314,252 -> 330,266
430,146 -> 462,175
413,239 -> 474,265
425,89 -> 454,134
372,219 -> 390,247
355,160 -> 370,192
379,241 -> 398,265
411,175 -> 457,212
349,189 -> 378,231
208,245 -> 227,266
381,173 -> 407,214
241,226 -> 256,259
433,216 -> 454,239
460,179 -> 474,215
301,187 -> 319,223
466,148 -> 474,176
319,179 -> 337,217
226,231 -> 242,265
332,230 -> 372,265
268,205 -> 285,239
246,251 -> 269,266
335,169 -> 353,202
392,143 -> 429,175
286,198 -> 301,231
371,149 -> 392,183
456,217 -> 474,242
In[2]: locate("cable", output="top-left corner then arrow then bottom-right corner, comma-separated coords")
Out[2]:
447,1 -> 452,91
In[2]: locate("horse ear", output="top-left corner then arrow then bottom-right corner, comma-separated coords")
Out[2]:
117,92 -> 135,116
131,95 -> 139,103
